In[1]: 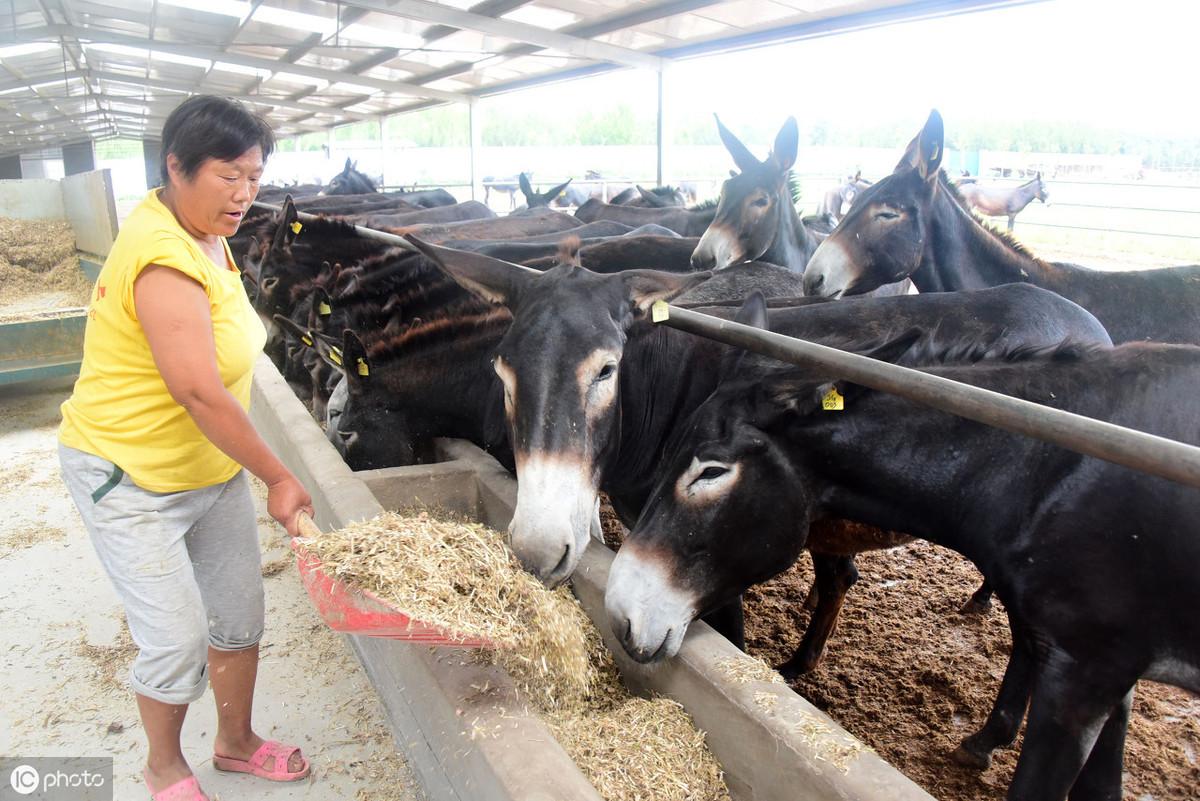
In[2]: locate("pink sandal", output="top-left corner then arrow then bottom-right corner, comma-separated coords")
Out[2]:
144,771 -> 210,801
212,740 -> 311,782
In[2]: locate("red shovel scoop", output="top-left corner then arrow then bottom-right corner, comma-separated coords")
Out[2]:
292,512 -> 495,648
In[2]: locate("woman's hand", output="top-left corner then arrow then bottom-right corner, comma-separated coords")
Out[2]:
267,473 -> 314,538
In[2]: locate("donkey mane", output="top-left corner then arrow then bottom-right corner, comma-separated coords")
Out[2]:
689,198 -> 718,212
938,172 -> 1045,264
786,171 -> 802,206
906,335 -> 1106,367
365,303 -> 510,363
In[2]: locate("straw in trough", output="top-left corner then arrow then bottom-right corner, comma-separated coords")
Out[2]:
299,510 -> 731,801
0,217 -> 76,272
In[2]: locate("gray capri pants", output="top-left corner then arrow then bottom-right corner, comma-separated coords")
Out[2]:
59,443 -> 265,705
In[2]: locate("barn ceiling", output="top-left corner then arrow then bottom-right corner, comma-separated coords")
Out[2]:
0,0 -> 1044,156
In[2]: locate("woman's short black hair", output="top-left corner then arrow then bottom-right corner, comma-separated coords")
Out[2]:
159,95 -> 275,186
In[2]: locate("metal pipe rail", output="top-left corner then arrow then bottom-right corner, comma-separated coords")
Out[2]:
251,199 -> 419,253
652,302 -> 1200,490
249,199 -> 541,273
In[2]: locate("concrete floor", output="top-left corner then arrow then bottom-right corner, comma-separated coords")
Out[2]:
0,375 -> 422,801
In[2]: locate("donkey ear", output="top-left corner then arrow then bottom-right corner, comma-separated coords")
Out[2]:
894,130 -> 923,173
733,290 -> 769,330
403,234 -> 535,307
768,117 -> 798,172
636,186 -> 667,208
549,179 -> 571,199
272,196 -> 298,251
621,269 -> 712,315
715,114 -> 761,173
273,313 -> 343,371
341,330 -> 370,386
914,109 -> 944,182
519,172 -> 533,198
343,157 -> 353,172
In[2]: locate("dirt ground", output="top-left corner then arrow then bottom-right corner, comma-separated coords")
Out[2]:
0,377 -> 422,801
746,542 -> 1200,801
600,500 -> 1199,800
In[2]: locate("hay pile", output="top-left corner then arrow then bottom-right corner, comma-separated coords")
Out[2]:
298,510 -> 731,801
0,217 -> 90,315
0,216 -> 76,271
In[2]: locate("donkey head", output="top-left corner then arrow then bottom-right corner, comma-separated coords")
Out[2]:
691,116 -> 799,271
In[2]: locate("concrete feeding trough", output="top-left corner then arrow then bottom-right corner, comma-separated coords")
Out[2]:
250,353 -> 935,801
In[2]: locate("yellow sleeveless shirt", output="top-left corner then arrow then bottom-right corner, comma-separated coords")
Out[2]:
59,189 -> 267,492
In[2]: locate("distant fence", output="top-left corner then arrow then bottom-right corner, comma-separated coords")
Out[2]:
379,173 -> 1200,248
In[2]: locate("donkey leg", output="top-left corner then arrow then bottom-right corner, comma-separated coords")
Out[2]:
1007,214 -> 1016,232
801,550 -> 820,611
961,578 -> 994,615
1006,652 -> 1129,801
702,595 -> 745,652
954,624 -> 1034,769
776,553 -> 858,680
1068,688 -> 1132,801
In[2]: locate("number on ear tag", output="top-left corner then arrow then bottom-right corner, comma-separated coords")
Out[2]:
651,300 -> 669,323
822,387 -> 844,411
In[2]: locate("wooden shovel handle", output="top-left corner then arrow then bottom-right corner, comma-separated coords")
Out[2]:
295,511 -> 322,539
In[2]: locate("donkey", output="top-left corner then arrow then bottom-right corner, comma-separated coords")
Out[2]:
609,185 -> 688,207
815,170 -> 871,223
517,173 -> 573,210
802,109 -> 1200,345
606,306 -> 1199,801
406,236 -> 1110,668
483,174 -> 523,210
325,158 -> 379,195
690,116 -> 820,274
957,172 -> 1049,231
574,197 -> 717,236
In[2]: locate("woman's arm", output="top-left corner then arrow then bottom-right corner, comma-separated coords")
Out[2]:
134,264 -> 312,536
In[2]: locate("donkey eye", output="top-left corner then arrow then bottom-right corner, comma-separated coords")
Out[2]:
697,465 -> 728,481
751,196 -> 769,208
875,210 -> 900,221
595,363 -> 617,382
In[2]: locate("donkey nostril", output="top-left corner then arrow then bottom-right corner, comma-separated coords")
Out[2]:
624,617 -> 632,644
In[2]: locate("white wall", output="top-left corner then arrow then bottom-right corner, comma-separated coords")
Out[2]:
0,179 -> 66,220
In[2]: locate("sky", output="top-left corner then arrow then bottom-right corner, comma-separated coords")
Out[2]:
484,0 -> 1200,140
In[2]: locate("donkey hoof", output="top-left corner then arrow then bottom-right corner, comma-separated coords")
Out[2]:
960,596 -> 992,615
952,741 -> 992,770
775,654 -> 820,682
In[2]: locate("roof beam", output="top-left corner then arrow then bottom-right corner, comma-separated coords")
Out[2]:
87,69 -> 378,122
402,0 -> 721,91
337,0 -> 665,70
10,24 -> 468,103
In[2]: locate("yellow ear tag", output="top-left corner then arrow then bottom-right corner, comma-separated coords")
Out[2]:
356,357 -> 370,377
929,144 -> 940,162
301,333 -> 313,347
651,300 -> 670,323
318,301 -> 332,315
328,346 -> 343,366
290,221 -> 302,235
822,387 -> 844,411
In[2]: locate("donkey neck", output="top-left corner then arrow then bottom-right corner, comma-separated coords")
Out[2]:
798,390 -> 1044,570
385,319 -> 512,467
603,323 -> 728,515
758,197 -> 813,273
914,182 -> 1052,292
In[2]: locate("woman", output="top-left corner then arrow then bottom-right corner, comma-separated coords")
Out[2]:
59,95 -> 314,801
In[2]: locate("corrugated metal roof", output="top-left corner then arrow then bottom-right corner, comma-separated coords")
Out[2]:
0,0 -> 1044,155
